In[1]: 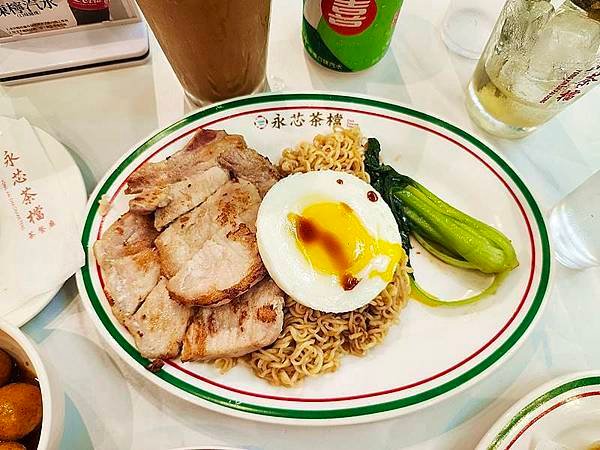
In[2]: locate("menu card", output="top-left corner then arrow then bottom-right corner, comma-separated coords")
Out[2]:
0,0 -> 77,36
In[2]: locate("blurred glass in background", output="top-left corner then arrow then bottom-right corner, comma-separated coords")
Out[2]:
441,0 -> 505,59
550,170 -> 600,270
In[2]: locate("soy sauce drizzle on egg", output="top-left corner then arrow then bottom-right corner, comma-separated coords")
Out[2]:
289,201 -> 402,292
294,213 -> 358,290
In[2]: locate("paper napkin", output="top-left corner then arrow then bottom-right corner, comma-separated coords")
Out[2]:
0,117 -> 84,314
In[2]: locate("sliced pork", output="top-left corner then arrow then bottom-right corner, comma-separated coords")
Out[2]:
167,223 -> 265,307
126,129 -> 241,194
125,277 -> 192,359
153,166 -> 229,230
93,213 -> 160,324
181,278 -> 285,361
155,180 -> 261,278
95,130 -> 286,362
127,129 -> 245,232
217,145 -> 281,197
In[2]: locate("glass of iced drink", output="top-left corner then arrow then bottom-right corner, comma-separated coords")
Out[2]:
136,0 -> 271,105
466,0 -> 600,139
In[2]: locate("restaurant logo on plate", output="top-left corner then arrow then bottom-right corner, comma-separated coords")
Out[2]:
321,0 -> 377,36
252,110 -> 354,130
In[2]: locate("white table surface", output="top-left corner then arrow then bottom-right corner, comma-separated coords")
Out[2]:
2,1 -> 600,449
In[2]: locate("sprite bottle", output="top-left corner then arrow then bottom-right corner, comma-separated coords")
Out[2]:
302,0 -> 403,72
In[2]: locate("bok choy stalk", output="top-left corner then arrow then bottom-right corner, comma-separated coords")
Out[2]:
364,138 -> 518,307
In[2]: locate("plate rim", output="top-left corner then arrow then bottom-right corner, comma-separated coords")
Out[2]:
75,91 -> 552,424
476,370 -> 600,449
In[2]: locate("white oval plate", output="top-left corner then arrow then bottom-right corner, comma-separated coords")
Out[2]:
0,119 -> 87,326
477,371 -> 600,449
75,92 -> 552,425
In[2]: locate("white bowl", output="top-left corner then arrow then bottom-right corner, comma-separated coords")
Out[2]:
0,319 -> 64,450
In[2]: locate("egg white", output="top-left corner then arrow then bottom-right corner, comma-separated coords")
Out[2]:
256,170 -> 402,313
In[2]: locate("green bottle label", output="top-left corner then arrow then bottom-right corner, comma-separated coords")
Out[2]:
302,0 -> 403,72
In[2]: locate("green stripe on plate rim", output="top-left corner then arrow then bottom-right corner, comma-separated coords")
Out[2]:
488,376 -> 600,449
80,93 -> 551,420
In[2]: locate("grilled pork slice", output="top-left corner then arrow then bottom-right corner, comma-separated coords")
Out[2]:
153,166 -> 229,230
125,277 -> 192,359
217,145 -> 281,197
128,130 -> 243,230
93,213 -> 160,324
181,278 -> 284,361
93,212 -> 158,260
129,166 -> 230,229
167,223 -> 266,307
125,129 -> 245,194
155,180 -> 261,278
129,166 -> 228,213
128,187 -> 171,214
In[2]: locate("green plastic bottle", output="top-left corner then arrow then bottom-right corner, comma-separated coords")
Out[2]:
302,0 -> 403,72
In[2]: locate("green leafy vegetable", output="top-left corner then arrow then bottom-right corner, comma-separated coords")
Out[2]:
364,138 -> 519,307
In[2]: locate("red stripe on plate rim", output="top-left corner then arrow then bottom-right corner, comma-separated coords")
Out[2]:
504,391 -> 600,450
92,106 -> 537,403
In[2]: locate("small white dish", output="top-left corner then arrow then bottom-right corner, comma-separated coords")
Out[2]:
477,371 -> 600,450
0,121 -> 87,326
0,318 -> 64,450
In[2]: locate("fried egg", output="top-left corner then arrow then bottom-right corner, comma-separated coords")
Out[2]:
256,170 -> 404,313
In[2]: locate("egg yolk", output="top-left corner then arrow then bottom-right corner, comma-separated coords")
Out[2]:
288,202 -> 403,290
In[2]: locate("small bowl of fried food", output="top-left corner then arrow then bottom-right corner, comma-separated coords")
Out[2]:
0,319 -> 63,450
